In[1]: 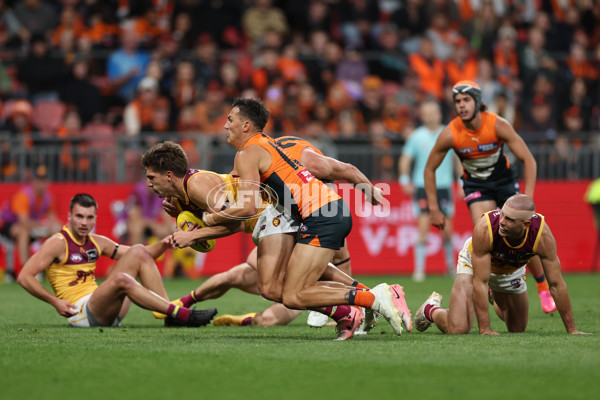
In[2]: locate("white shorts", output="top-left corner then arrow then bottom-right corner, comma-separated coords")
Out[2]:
490,267 -> 528,294
67,293 -> 122,327
456,237 -> 473,275
455,237 -> 527,294
251,205 -> 301,245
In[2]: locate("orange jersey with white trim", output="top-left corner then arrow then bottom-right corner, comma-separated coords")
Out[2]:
46,226 -> 101,304
449,112 -> 512,181
244,134 -> 339,220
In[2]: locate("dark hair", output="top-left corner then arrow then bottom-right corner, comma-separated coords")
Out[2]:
70,193 -> 97,211
142,141 -> 188,178
231,98 -> 270,131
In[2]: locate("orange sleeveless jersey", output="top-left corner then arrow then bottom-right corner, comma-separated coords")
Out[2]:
274,136 -> 324,159
244,134 -> 339,220
449,112 -> 511,181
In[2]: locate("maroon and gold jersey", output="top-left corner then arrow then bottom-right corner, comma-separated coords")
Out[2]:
484,210 -> 545,274
46,226 -> 101,304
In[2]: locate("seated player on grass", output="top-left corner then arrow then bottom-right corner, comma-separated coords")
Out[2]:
17,193 -> 216,328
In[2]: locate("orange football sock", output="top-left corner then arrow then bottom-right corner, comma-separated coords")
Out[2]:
536,279 -> 549,293
356,282 -> 370,290
353,290 -> 375,308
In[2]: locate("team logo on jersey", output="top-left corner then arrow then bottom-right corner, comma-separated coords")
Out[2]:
272,217 -> 280,227
478,142 -> 498,152
300,224 -> 308,232
86,249 -> 99,263
457,147 -> 473,154
70,253 -> 83,263
296,168 -> 315,183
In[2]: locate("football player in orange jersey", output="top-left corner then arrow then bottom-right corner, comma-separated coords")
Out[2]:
422,81 -> 555,329
201,98 -> 412,339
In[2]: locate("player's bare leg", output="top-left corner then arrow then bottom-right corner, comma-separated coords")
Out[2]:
256,233 -> 296,303
88,245 -> 174,325
252,304 -> 302,326
447,274 -> 475,334
492,291 -> 529,332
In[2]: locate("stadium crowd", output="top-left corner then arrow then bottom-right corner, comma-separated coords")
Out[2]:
0,0 -> 600,182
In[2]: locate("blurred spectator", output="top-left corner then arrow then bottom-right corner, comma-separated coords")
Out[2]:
193,81 -> 230,135
1,99 -> 35,148
381,96 -> 410,137
296,83 -> 317,124
278,44 -> 308,84
519,94 -> 556,142
192,33 -> 219,89
338,0 -> 381,49
133,7 -> 166,49
336,108 -> 363,139
17,34 -> 67,102
51,6 -> 87,48
408,36 -> 444,100
519,27 -> 558,85
445,39 -> 478,85
336,47 -> 369,99
549,135 -> 579,179
171,60 -> 199,109
557,77 -> 593,132
494,25 -> 520,91
476,58 -> 506,106
1,100 -> 35,179
426,13 -> 463,61
424,0 -> 461,26
151,33 -> 183,90
242,0 -> 288,48
546,5 -> 580,53
563,42 -> 598,82
0,164 -> 61,272
56,109 -> 92,179
13,0 -> 58,43
299,0 -> 333,35
358,75 -> 384,125
123,77 -> 170,137
84,7 -> 120,49
123,180 -> 173,245
487,91 -> 515,126
171,11 -> 195,50
459,0 -> 498,61
0,0 -> 21,48
60,57 -> 103,124
218,62 -> 243,102
369,23 -> 407,83
252,47 -> 284,98
106,27 -> 151,103
310,100 -> 338,137
300,30 -> 332,94
391,0 -> 428,54
369,119 -> 395,180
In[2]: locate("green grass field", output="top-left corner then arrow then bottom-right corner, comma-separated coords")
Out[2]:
1,274 -> 599,400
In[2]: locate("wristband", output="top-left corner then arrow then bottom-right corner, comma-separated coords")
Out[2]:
202,213 -> 211,226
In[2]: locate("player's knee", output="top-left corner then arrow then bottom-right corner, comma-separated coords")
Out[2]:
128,244 -> 152,260
281,291 -> 303,310
113,272 -> 136,291
258,281 -> 282,302
225,266 -> 247,288
447,326 -> 470,335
